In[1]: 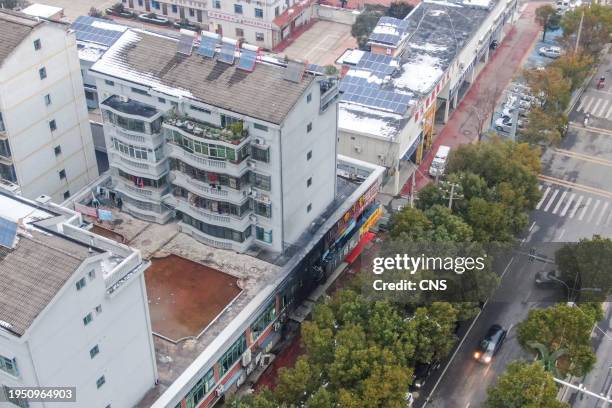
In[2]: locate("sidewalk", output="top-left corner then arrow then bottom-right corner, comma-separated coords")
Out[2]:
400,2 -> 543,195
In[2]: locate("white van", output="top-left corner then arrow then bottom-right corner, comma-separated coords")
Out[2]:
428,145 -> 451,177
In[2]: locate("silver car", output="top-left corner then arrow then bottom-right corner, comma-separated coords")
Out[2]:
539,46 -> 561,59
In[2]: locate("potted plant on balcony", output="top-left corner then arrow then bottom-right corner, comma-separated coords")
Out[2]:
227,122 -> 246,144
106,2 -> 134,18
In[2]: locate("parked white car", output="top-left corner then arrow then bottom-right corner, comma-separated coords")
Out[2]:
539,46 -> 562,59
495,117 -> 513,133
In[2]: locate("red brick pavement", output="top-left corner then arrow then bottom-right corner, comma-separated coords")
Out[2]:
401,3 -> 542,196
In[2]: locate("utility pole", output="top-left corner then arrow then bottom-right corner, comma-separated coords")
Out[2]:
448,183 -> 455,210
575,10 -> 584,53
409,171 -> 416,208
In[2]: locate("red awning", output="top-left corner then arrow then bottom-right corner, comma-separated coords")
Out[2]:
345,232 -> 375,264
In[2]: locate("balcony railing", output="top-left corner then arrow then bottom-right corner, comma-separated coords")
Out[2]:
164,115 -> 249,145
170,170 -> 249,203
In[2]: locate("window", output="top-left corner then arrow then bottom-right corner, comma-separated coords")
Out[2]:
88,270 -> 96,280
275,6 -> 279,16
152,0 -> 160,9
33,39 -> 41,50
138,0 -> 143,5
49,120 -> 57,132
251,145 -> 269,163
76,277 -> 86,291
236,28 -> 244,37
95,305 -> 102,314
158,97 -> 166,103
307,177 -> 312,187
249,172 -> 271,191
54,145 -> 61,156
90,345 -> 100,359
253,123 -> 268,131
83,313 -> 93,326
255,32 -> 264,42
255,7 -> 263,17
190,104 -> 211,114
0,356 -> 18,377
39,67 -> 47,79
186,368 -> 215,408
171,4 -> 178,12
63,191 -> 70,199
218,334 -> 247,377
254,201 -> 271,218
44,94 -> 52,106
255,226 -> 272,244
96,376 -> 106,388
112,138 -> 150,160
104,79 -> 115,86
59,169 -> 66,180
189,7 -> 195,16
251,302 -> 275,339
307,150 -> 312,160
213,0 -> 221,8
307,93 -> 312,103
131,87 -> 149,96
306,122 -> 312,133
234,4 -> 242,13
307,203 -> 312,212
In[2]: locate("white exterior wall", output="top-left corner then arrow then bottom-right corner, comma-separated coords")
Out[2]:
280,80 -> 337,247
0,259 -> 156,408
0,23 -> 98,203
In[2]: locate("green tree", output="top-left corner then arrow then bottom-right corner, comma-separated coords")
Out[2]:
387,1 -> 414,19
485,361 -> 569,408
524,66 -> 572,114
528,341 -> 567,377
351,6 -> 387,50
522,107 -> 564,145
517,304 -> 596,377
561,4 -> 612,57
275,357 -> 321,406
535,5 -> 560,41
555,236 -> 612,301
551,52 -> 594,91
390,205 -> 473,242
408,302 -> 458,363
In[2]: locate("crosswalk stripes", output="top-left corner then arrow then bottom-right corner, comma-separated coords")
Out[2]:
577,95 -> 612,119
535,184 -> 612,228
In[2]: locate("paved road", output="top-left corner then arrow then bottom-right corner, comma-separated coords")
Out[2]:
421,43 -> 612,408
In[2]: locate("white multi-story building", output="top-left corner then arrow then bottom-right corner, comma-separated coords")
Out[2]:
122,0 -> 315,50
0,10 -> 99,203
89,28 -> 339,253
0,191 -> 157,408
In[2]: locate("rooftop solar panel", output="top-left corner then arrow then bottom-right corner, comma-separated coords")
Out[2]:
177,33 -> 194,55
197,33 -> 220,58
0,217 -> 17,249
70,16 -> 125,47
237,49 -> 257,72
283,61 -> 305,83
218,43 -> 236,64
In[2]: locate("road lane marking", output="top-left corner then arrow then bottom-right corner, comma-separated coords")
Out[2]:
596,202 -> 609,225
536,186 -> 551,210
544,189 -> 559,212
584,96 -> 595,112
538,175 -> 612,199
606,209 -> 612,226
568,122 -> 612,136
552,191 -> 567,214
587,199 -> 601,222
569,195 -> 584,218
557,228 -> 566,240
577,95 -> 588,111
591,98 -> 602,114
560,193 -> 576,217
578,197 -> 592,220
607,104 -> 612,119
597,100 -> 610,117
553,148 -> 612,167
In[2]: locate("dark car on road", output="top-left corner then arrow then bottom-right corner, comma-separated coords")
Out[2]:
410,361 -> 441,391
473,324 -> 507,364
535,269 -> 564,288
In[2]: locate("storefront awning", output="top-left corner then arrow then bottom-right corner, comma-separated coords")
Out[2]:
345,231 -> 375,264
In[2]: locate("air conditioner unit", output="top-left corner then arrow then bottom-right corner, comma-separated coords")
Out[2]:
241,348 -> 252,366
354,146 -> 362,153
377,154 -> 385,160
215,385 -> 224,397
249,214 -> 258,223
247,161 -> 256,168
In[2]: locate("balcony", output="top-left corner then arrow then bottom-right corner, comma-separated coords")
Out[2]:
110,152 -> 169,179
178,221 -> 252,253
170,195 -> 253,231
164,115 -> 249,145
170,170 -> 248,203
165,143 -> 249,178
320,79 -> 339,113
107,125 -> 163,147
101,95 -> 160,119
115,177 -> 170,201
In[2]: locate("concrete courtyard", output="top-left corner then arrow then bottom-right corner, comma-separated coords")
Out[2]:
281,20 -> 356,66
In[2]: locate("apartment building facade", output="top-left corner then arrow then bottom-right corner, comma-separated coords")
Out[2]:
0,11 -> 99,203
121,0 -> 314,49
90,29 -> 339,253
0,191 -> 157,408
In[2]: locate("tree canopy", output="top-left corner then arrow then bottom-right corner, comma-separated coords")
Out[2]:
485,361 -> 569,408
351,5 -> 388,50
560,4 -> 612,57
517,304 -> 597,377
387,1 -> 414,19
535,5 -> 561,41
